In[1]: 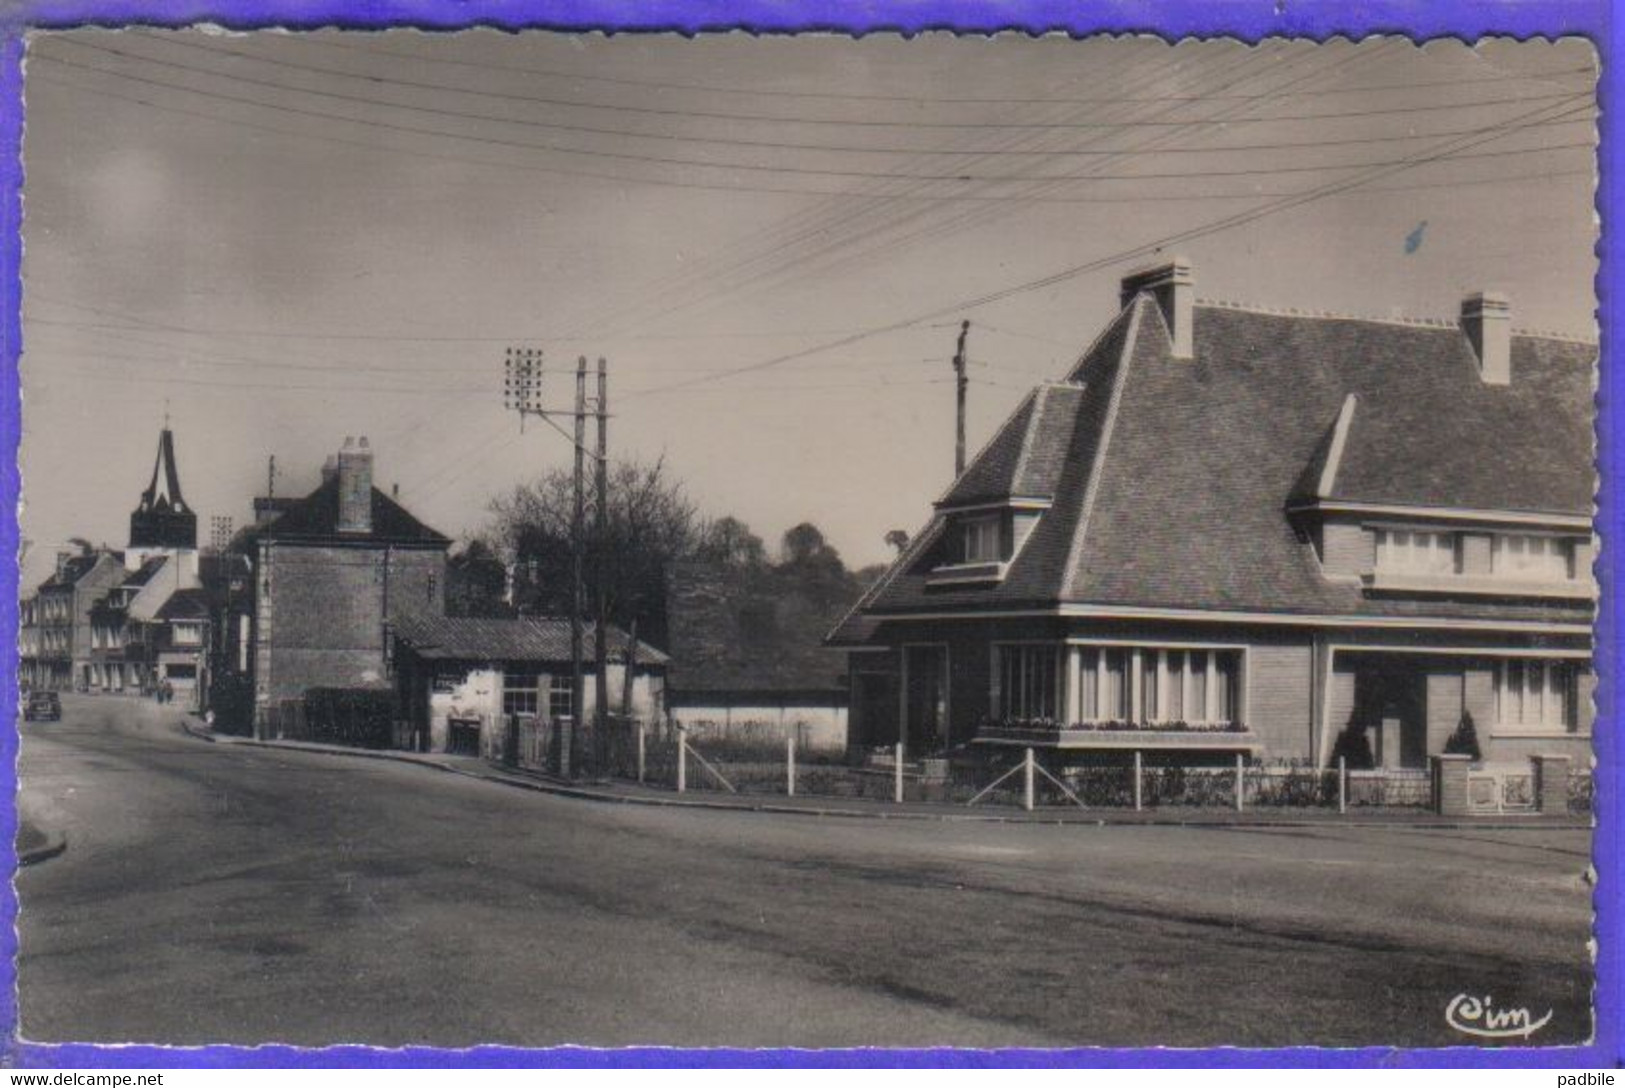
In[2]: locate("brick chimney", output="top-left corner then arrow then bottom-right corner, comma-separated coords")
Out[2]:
337,436 -> 373,534
1461,292 -> 1511,385
1120,256 -> 1195,360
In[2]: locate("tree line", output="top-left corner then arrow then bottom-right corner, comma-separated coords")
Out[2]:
447,456 -> 892,650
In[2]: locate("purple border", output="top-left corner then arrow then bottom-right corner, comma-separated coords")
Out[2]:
0,0 -> 1615,1070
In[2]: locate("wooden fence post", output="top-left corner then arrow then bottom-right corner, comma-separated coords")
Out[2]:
787,733 -> 797,797
1133,750 -> 1143,812
894,741 -> 904,804
637,719 -> 647,785
1235,752 -> 1245,812
1338,755 -> 1347,815
1023,748 -> 1035,812
677,727 -> 687,794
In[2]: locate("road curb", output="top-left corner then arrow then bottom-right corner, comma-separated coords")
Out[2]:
18,825 -> 66,867
176,728 -> 1590,831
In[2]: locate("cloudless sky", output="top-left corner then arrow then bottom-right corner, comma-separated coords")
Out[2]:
17,30 -> 1598,589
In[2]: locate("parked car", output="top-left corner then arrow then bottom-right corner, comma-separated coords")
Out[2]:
23,691 -> 60,722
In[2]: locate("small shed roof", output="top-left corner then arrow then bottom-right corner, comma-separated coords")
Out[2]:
392,611 -> 668,666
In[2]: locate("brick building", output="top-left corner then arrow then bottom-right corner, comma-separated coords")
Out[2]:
230,437 -> 450,720
830,259 -> 1594,773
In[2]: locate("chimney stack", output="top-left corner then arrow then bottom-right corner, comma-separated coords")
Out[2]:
320,455 -> 338,486
337,436 -> 373,534
1120,256 -> 1195,360
1461,292 -> 1512,385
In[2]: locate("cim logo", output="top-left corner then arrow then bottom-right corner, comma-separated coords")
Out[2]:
1445,993 -> 1554,1040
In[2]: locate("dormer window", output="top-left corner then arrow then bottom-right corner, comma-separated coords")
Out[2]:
962,515 -> 1003,563
1375,529 -> 1458,575
1492,534 -> 1572,582
927,501 -> 1049,587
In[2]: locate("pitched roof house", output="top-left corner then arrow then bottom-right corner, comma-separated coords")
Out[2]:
228,436 -> 453,710
830,259 -> 1595,771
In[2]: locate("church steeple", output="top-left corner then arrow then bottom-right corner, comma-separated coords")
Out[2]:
129,426 -> 197,550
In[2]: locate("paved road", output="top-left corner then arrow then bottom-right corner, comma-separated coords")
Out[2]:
18,695 -> 1594,1049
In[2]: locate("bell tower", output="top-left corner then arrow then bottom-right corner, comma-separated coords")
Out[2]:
128,424 -> 199,570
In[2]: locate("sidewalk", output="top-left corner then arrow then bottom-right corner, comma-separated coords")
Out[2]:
180,723 -> 1589,830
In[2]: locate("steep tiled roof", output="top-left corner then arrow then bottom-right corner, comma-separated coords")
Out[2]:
238,476 -> 450,548
392,611 -> 667,665
665,560 -> 854,694
39,551 -> 121,592
831,294 -> 1595,642
121,556 -> 169,589
156,588 -> 209,621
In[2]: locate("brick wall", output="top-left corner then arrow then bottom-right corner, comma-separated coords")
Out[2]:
1463,666 -> 1496,728
1320,521 -> 1374,576
1327,661 -> 1356,748
387,549 -> 446,619
1489,734 -> 1592,767
1426,670 -> 1464,754
1245,641 -> 1314,759
258,542 -> 447,704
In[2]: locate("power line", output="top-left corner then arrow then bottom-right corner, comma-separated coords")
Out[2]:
285,33 -> 1593,107
31,66 -> 1593,207
623,93 -> 1591,400
541,43 -> 1274,344
47,36 -> 1591,135
90,31 -> 1594,160
25,307 -> 922,345
557,41 -> 1565,351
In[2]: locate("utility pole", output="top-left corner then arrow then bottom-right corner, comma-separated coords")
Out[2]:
593,358 -> 610,773
502,346 -> 608,779
267,455 -> 276,500
571,356 -> 588,779
953,320 -> 970,477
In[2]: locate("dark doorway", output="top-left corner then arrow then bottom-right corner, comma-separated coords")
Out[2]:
903,645 -> 950,754
852,671 -> 898,750
1353,661 -> 1427,769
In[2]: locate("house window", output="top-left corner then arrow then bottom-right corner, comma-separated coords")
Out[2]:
1496,660 -> 1579,732
1073,646 -> 1241,724
425,572 -> 438,603
962,515 -> 1002,563
1073,647 -> 1132,722
172,623 -> 202,647
548,675 -> 575,722
502,669 -> 541,717
1492,535 -> 1573,582
1375,529 -> 1458,575
995,644 -> 1058,722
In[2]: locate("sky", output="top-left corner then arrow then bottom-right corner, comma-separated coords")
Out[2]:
16,30 -> 1599,589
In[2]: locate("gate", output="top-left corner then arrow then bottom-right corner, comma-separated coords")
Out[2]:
1467,768 -> 1537,814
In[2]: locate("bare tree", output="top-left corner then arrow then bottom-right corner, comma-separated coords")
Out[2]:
486,457 -> 700,647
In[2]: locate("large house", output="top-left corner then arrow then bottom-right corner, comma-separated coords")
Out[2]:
225,436 -> 451,720
829,259 -> 1595,772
